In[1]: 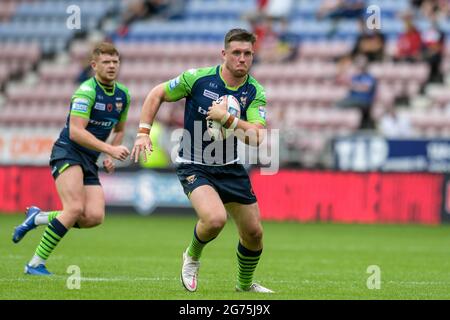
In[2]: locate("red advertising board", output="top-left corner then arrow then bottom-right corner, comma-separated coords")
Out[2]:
0,167 -> 445,224
251,171 -> 443,224
0,166 -> 61,213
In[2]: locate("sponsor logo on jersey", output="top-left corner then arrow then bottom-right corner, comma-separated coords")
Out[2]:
209,82 -> 218,89
169,76 -> 180,90
203,89 -> 219,101
186,175 -> 197,184
258,106 -> 266,119
97,95 -> 104,100
89,119 -> 113,127
107,103 -> 113,112
71,98 -> 89,113
94,102 -> 106,111
240,96 -> 247,107
116,102 -> 123,112
197,106 -> 207,115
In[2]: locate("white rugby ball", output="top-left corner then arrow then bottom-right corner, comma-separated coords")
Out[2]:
207,95 -> 241,141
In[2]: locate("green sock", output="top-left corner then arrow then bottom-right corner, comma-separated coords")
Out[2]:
35,218 -> 68,261
236,242 -> 262,290
187,224 -> 215,259
47,211 -> 60,222
38,211 -> 80,228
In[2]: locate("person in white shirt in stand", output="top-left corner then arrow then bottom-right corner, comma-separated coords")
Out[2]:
378,105 -> 415,138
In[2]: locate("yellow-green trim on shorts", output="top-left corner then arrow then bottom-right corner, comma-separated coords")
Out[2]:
58,163 -> 70,174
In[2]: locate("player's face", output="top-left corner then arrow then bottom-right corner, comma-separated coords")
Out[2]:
223,41 -> 254,78
92,54 -> 120,83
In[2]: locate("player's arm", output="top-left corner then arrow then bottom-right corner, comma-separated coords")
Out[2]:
206,104 -> 265,146
110,121 -> 127,146
233,119 -> 266,147
138,83 -> 174,133
69,116 -> 130,161
103,121 -> 128,173
131,72 -> 191,163
207,97 -> 267,147
130,83 -> 174,163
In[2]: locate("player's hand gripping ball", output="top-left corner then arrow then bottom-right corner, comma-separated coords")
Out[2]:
207,95 -> 241,141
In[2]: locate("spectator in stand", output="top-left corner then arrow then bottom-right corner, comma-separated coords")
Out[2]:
246,0 -> 297,64
116,0 -> 183,37
317,0 -> 365,36
395,12 -> 423,62
336,55 -> 377,129
264,0 -> 294,22
421,14 -> 445,83
336,17 -> 384,87
76,60 -> 94,84
378,105 -> 415,138
351,18 -> 386,62
253,18 -> 298,64
413,0 -> 450,20
317,0 -> 365,20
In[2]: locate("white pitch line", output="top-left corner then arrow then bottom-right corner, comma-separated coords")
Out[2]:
79,277 -> 177,282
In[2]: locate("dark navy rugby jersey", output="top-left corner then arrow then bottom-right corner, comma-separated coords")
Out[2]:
55,77 -> 130,162
164,65 -> 266,165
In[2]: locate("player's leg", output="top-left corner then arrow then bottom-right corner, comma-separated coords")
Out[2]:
226,201 -> 273,293
77,185 -> 105,228
188,185 -> 227,258
177,163 -> 228,291
25,165 -> 86,275
181,185 -> 227,292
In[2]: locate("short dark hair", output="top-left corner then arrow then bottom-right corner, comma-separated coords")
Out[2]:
224,28 -> 257,48
91,42 -> 120,61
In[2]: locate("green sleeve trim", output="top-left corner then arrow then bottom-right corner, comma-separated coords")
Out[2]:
70,79 -> 96,119
246,79 -> 267,126
73,78 -> 97,102
165,66 -> 217,101
116,82 -> 131,122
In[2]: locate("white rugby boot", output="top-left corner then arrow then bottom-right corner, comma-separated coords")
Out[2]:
180,249 -> 200,292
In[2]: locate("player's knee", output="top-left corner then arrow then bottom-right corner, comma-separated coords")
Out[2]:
245,226 -> 263,244
206,215 -> 227,233
66,204 -> 84,219
88,214 -> 104,227
80,211 -> 104,228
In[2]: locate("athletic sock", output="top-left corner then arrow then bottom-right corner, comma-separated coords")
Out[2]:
187,224 -> 215,260
236,242 -> 262,290
34,210 -> 61,225
33,218 -> 68,263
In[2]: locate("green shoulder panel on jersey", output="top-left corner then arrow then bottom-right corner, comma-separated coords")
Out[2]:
246,76 -> 267,127
116,81 -> 131,122
164,66 -> 217,101
70,78 -> 96,119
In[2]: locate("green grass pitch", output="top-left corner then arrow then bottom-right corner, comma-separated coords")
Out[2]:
1,213 -> 450,300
